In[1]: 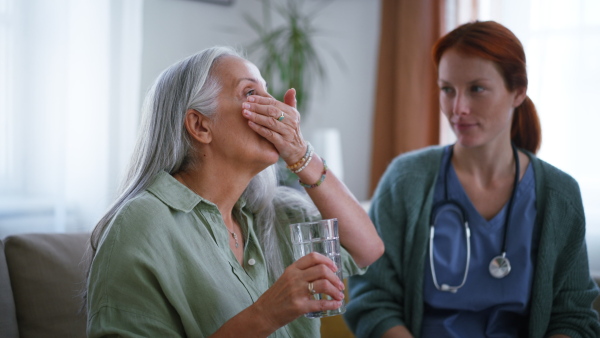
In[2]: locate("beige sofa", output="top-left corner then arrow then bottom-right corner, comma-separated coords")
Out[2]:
1,232 -> 599,338
1,233 -> 88,338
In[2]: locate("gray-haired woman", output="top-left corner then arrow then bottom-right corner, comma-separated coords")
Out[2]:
85,46 -> 384,337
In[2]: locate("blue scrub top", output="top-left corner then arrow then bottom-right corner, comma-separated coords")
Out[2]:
422,146 -> 538,337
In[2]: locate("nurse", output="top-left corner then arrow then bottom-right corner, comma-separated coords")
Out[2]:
344,21 -> 599,337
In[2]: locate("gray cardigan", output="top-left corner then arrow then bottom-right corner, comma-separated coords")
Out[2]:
345,146 -> 599,338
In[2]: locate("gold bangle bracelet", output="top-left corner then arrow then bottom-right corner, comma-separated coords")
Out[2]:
286,143 -> 312,170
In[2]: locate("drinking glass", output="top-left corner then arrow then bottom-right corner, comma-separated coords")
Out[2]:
289,218 -> 345,318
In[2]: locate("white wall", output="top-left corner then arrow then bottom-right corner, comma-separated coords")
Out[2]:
140,0 -> 381,201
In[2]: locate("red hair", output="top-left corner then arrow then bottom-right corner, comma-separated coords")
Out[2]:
432,21 -> 541,154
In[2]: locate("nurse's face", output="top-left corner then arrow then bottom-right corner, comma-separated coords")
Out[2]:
438,48 -> 526,150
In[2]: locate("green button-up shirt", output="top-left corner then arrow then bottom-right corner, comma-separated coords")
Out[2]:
87,171 -> 365,337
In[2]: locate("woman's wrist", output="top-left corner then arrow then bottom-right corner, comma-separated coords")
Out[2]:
249,295 -> 286,336
299,159 -> 327,188
285,142 -> 312,172
211,302 -> 276,338
295,155 -> 326,187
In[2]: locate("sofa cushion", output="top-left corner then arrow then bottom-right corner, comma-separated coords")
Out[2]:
0,240 -> 19,337
4,232 -> 89,338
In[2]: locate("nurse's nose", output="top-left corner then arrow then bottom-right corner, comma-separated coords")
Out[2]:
452,92 -> 470,116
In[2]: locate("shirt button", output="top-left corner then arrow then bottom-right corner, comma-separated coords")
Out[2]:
248,258 -> 256,266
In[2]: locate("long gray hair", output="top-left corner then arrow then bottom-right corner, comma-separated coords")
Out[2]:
87,46 -> 286,283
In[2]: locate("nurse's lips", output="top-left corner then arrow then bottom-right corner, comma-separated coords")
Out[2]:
452,121 -> 477,132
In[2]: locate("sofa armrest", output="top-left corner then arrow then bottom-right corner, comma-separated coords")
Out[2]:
4,232 -> 89,338
0,240 -> 19,337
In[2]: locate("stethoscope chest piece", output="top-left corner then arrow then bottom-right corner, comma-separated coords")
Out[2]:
489,253 -> 511,279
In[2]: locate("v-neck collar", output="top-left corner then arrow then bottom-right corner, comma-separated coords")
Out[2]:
446,160 -> 534,229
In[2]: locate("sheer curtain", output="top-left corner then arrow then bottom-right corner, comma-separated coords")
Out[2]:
0,0 -> 143,237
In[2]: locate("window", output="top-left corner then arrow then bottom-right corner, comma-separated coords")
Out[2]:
478,0 -> 600,234
0,0 -> 143,237
0,0 -> 15,194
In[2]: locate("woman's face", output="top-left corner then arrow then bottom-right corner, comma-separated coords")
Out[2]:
438,48 -> 525,149
208,56 -> 280,169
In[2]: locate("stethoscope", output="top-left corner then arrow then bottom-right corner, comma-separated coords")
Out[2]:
429,143 -> 520,293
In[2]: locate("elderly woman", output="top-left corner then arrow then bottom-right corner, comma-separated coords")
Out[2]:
85,46 -> 384,337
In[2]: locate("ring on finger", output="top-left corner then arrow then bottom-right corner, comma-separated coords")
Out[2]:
277,111 -> 285,122
308,282 -> 316,295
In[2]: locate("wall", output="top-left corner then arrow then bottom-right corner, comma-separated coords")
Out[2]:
141,0 -> 381,201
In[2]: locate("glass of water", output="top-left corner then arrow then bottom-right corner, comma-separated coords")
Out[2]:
289,218 -> 345,318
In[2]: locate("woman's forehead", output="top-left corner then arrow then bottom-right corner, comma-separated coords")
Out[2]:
214,56 -> 265,87
438,49 -> 502,82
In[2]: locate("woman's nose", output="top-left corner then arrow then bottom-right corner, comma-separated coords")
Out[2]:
452,93 -> 470,116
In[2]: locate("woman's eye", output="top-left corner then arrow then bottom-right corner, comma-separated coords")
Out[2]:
471,85 -> 484,93
440,87 -> 453,94
245,89 -> 256,97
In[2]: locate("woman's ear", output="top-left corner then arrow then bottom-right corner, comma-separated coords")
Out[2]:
513,87 -> 527,108
184,109 -> 212,144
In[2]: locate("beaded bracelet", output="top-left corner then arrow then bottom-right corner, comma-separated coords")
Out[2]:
299,159 -> 328,189
292,149 -> 314,174
286,143 -> 313,171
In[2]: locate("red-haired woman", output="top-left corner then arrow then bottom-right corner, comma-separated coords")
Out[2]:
345,21 -> 599,337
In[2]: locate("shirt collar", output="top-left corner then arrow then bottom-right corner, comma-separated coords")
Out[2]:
147,171 -> 209,212
147,170 -> 248,213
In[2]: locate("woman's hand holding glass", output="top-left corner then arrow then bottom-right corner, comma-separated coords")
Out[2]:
252,252 -> 345,330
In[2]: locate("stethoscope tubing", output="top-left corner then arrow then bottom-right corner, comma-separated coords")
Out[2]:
429,143 -> 520,292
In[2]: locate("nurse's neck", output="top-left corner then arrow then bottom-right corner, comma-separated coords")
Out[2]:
452,142 -> 515,186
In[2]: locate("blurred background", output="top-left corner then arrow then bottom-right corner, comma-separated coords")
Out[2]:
1,0 -> 599,271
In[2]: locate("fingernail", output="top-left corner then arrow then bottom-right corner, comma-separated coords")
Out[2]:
243,109 -> 251,117
242,103 -> 250,109
247,96 -> 255,102
339,292 -> 345,299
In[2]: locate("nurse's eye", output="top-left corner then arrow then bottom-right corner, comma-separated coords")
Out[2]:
440,86 -> 454,95
245,89 -> 256,97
